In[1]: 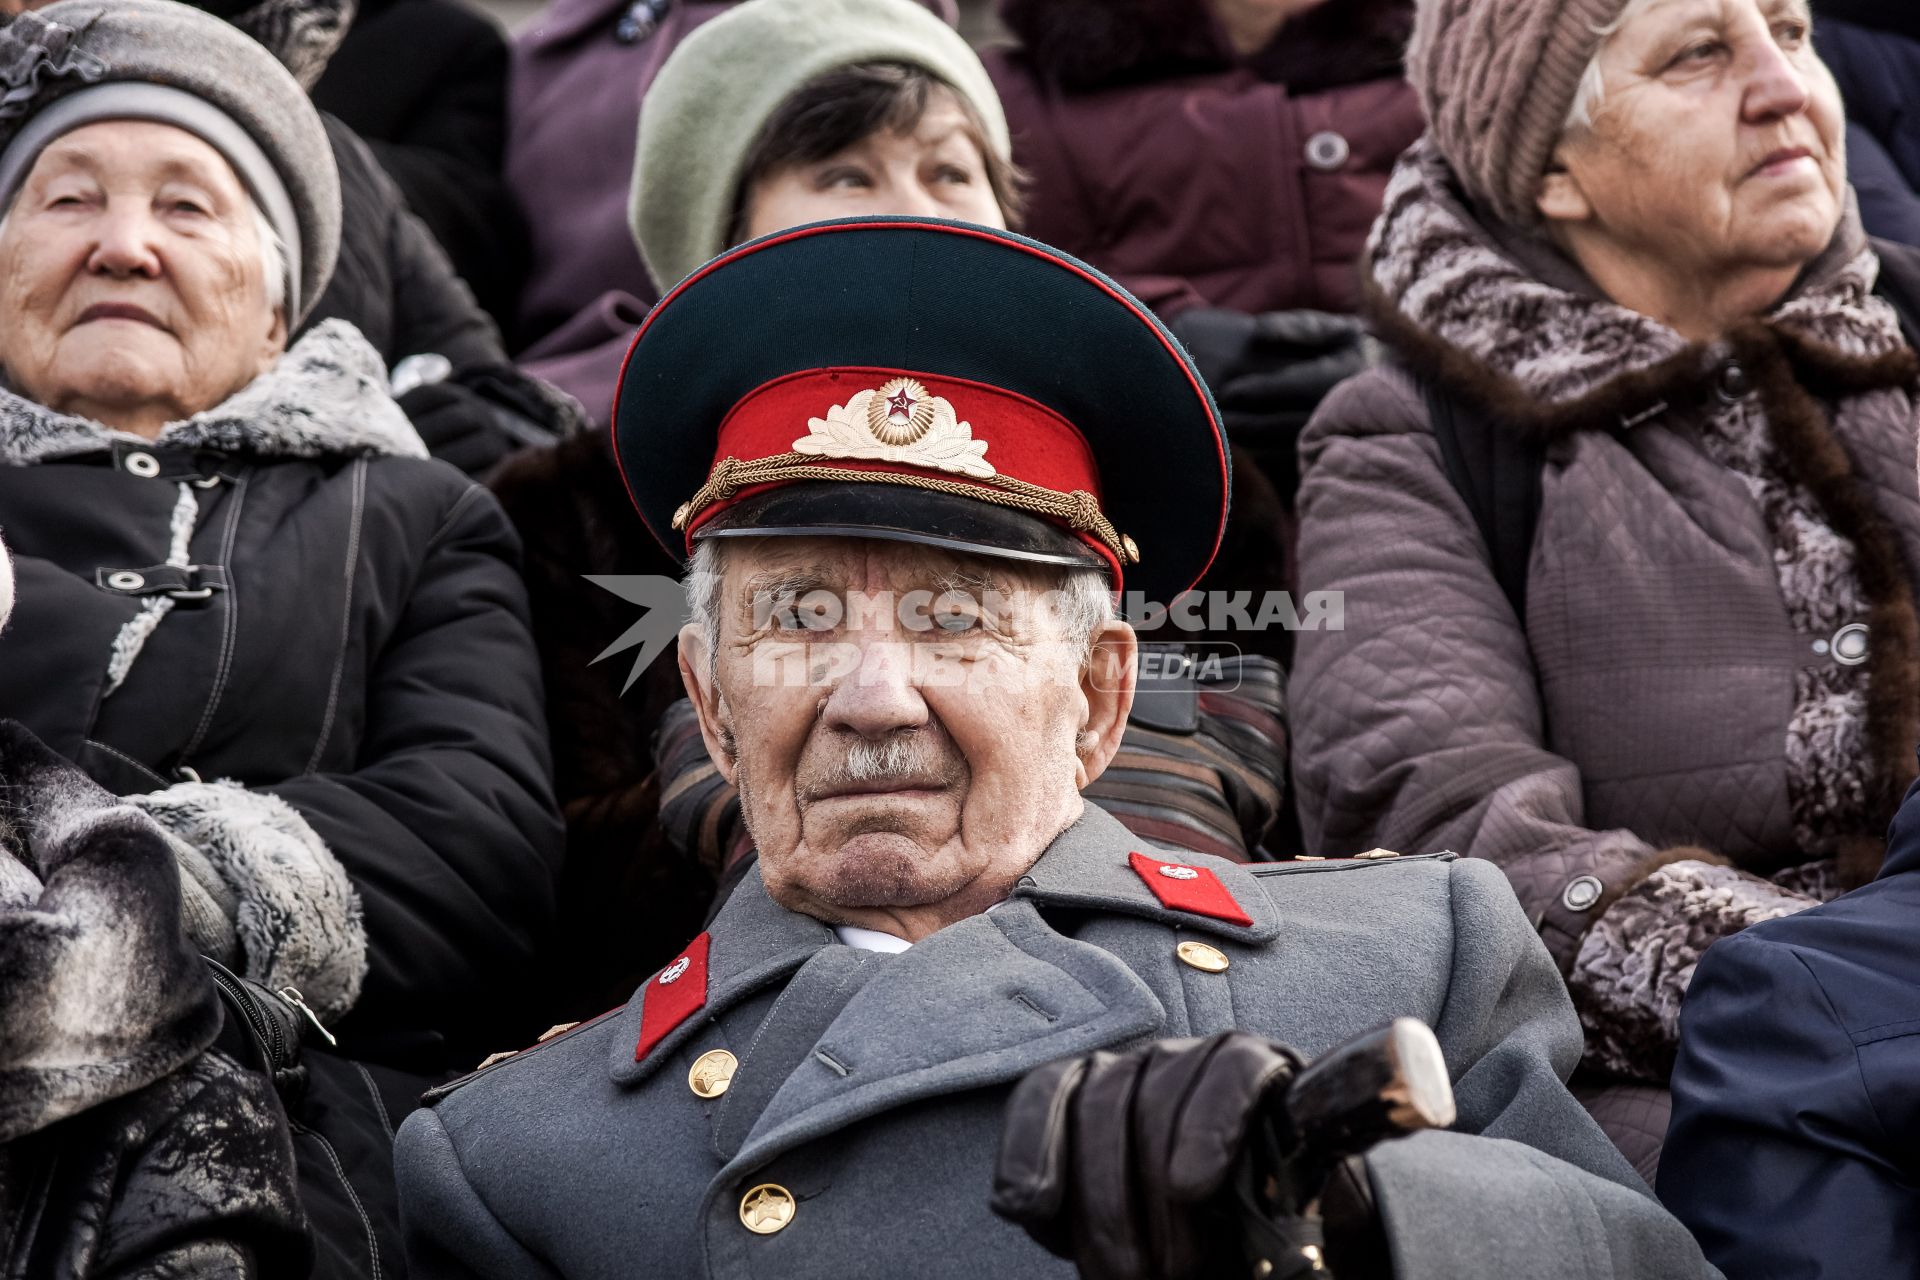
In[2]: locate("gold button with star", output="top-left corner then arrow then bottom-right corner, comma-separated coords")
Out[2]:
1176,941 -> 1230,973
688,1048 -> 738,1099
739,1183 -> 796,1234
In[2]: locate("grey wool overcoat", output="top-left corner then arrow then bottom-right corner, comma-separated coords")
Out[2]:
394,806 -> 1715,1279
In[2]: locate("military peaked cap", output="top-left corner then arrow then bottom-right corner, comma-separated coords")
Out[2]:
613,217 -> 1230,604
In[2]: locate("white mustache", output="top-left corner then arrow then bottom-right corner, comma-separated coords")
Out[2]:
844,735 -> 925,782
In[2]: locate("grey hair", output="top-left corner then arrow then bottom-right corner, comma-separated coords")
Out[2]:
252,202 -> 288,317
1563,0 -> 1665,135
0,190 -> 286,318
683,538 -> 1116,670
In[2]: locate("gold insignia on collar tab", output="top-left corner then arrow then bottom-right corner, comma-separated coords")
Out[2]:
792,379 -> 995,478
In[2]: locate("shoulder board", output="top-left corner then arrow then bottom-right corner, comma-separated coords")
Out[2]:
1249,851 -> 1458,878
420,1008 -> 621,1107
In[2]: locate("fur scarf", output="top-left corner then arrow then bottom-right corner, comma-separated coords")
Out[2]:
998,0 -> 1413,95
0,720 -> 221,1142
0,318 -> 424,467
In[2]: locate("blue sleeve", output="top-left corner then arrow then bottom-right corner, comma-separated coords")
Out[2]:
1659,931 -> 1920,1280
1843,123 -> 1920,249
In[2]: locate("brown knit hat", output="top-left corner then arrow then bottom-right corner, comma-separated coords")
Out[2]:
1407,0 -> 1634,226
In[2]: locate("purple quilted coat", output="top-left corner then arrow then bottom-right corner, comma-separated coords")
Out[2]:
1290,142 -> 1920,1092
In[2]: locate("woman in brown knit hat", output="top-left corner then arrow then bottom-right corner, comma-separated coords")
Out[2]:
1289,0 -> 1920,1178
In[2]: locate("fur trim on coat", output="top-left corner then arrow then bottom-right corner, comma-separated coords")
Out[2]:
0,319 -> 425,467
0,721 -> 221,1142
133,780 -> 366,1024
998,0 -> 1412,94
1570,859 -> 1822,1080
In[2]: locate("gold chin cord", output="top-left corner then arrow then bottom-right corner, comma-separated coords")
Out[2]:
670,453 -> 1141,566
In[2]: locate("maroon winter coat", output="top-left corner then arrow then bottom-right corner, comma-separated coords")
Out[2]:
987,0 -> 1422,320
506,0 -> 735,423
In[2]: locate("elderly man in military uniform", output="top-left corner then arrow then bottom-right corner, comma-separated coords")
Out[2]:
395,219 -> 1715,1280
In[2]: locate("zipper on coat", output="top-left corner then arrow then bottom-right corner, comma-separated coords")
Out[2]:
205,956 -> 288,1066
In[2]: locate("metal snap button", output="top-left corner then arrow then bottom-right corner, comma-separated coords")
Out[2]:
739,1184 -> 796,1234
106,570 -> 146,592
689,1048 -> 738,1099
1831,623 -> 1868,666
1562,876 -> 1604,912
1715,361 -> 1751,403
1304,131 -> 1350,171
124,451 -> 160,478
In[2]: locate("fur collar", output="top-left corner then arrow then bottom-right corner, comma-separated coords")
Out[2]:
998,0 -> 1412,95
1364,140 -> 1916,426
0,318 -> 426,468
0,722 -> 219,1143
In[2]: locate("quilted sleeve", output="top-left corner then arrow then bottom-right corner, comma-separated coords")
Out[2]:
1288,368 -> 1678,971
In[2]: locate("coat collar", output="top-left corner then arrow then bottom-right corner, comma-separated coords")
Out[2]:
0,319 -> 425,467
610,803 -> 1273,1087
1011,803 -> 1282,944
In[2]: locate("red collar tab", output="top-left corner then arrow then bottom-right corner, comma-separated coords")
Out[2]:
676,366 -> 1128,585
634,932 -> 711,1061
1128,851 -> 1254,927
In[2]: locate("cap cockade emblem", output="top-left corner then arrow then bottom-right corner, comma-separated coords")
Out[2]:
792,378 -> 995,479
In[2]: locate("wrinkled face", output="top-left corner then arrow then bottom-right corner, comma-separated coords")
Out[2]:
0,122 -> 285,427
740,91 -> 1006,239
680,536 -> 1134,931
1542,0 -> 1844,280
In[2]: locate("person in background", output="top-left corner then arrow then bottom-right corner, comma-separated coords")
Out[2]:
313,0 -> 530,329
1660,769 -> 1920,1277
1811,5 -> 1920,247
987,0 -> 1417,485
1289,0 -> 1920,1183
1660,770 -> 1920,1277
206,0 -> 586,477
0,2 -> 564,1271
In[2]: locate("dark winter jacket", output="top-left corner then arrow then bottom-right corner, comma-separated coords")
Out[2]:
306,115 -> 586,478
0,721 -> 308,1278
0,321 -> 564,1072
986,0 -> 1422,321
314,0 -> 528,327
1290,143 -> 1920,1093
1661,773 -> 1920,1278
1812,0 -> 1920,45
1815,17 -> 1920,249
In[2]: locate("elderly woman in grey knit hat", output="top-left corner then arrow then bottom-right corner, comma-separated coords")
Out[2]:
1289,0 -> 1920,1177
0,1 -> 562,1270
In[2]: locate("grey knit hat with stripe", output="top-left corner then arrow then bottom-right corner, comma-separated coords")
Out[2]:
0,0 -> 338,322
631,0 -> 1010,295
1407,0 -> 1633,227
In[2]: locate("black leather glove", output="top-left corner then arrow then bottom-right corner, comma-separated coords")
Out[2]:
991,1033 -> 1306,1280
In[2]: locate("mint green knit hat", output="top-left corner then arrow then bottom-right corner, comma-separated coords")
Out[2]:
630,0 -> 1010,294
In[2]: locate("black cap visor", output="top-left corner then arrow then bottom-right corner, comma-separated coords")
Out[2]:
693,482 -> 1110,575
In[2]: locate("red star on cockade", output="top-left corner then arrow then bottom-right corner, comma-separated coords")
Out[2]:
886,387 -> 916,418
